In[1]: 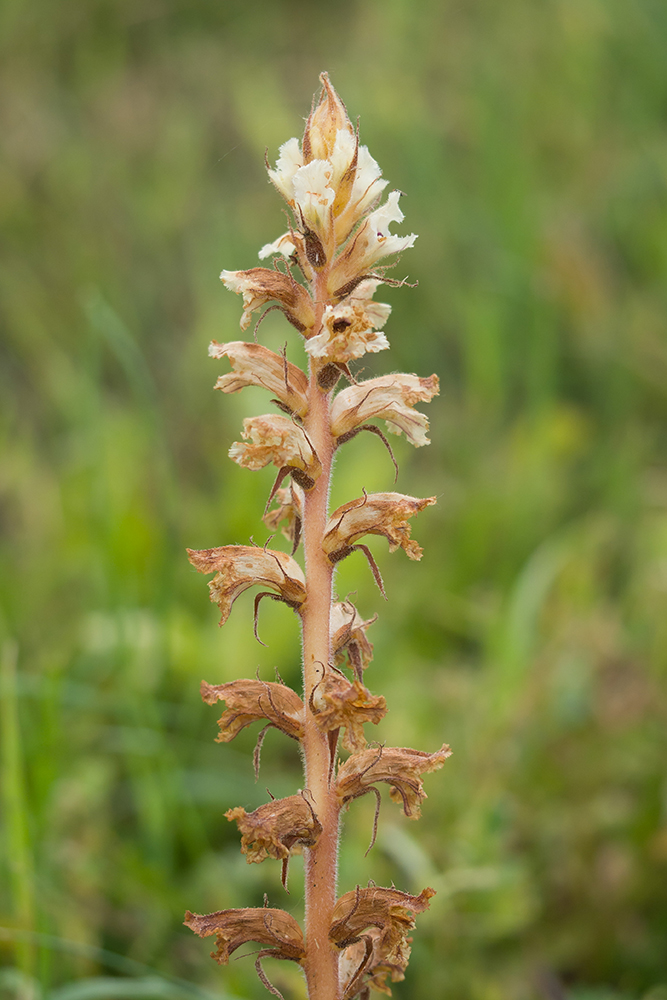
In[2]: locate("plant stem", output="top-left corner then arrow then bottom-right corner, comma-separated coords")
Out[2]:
300,269 -> 341,1000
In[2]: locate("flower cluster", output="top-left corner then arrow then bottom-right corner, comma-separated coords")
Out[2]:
185,74 -> 447,1000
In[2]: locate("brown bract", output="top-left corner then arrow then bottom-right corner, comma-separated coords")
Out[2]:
336,744 -> 451,819
323,493 -> 436,563
219,267 -> 314,333
186,545 -> 306,626
330,886 -> 435,998
229,415 -> 321,483
200,679 -> 304,742
331,374 -> 439,447
311,669 -> 386,752
226,794 -> 322,864
184,907 -> 305,966
209,341 -> 309,418
331,600 -> 376,677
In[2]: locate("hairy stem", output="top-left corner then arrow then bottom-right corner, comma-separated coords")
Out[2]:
301,267 -> 341,1000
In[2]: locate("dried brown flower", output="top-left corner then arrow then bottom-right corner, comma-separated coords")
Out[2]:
200,679 -> 304,743
330,885 -> 435,998
229,415 -> 322,488
323,493 -> 436,566
184,906 -> 305,965
310,668 -> 386,752
209,341 -> 309,417
220,268 -> 314,334
336,744 -> 452,820
186,545 -> 306,627
263,484 -> 304,553
331,374 -> 439,448
331,600 -> 376,678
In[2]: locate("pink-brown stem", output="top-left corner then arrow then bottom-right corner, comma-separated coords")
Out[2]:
300,266 -> 341,1000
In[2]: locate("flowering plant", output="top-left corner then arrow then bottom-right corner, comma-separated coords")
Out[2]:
184,73 -> 449,1000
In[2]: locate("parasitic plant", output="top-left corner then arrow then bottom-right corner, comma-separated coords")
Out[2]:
184,74 -> 450,1000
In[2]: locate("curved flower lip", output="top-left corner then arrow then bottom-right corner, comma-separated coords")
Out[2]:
336,744 -> 451,819
209,341 -> 308,418
200,679 -> 304,742
229,415 -> 322,483
323,492 -> 436,563
331,373 -> 439,447
226,793 -> 322,864
184,907 -> 305,966
220,267 -> 314,334
186,545 -> 306,626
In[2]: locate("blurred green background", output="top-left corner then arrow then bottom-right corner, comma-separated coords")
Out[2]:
2,0 -> 667,998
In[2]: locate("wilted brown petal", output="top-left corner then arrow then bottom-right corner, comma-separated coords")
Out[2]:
331,374 -> 439,448
186,545 -> 306,626
226,794 -> 322,865
331,600 -> 376,676
336,745 -> 451,819
311,668 -> 386,752
200,679 -> 304,743
220,267 -> 315,333
229,415 -> 322,484
184,907 -> 305,966
323,493 -> 436,564
263,484 -> 304,552
330,886 -> 435,998
209,341 -> 308,417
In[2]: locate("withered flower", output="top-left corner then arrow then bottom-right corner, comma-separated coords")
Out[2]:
263,483 -> 304,553
184,906 -> 305,967
220,267 -> 314,334
331,373 -> 439,448
331,599 -> 376,678
310,668 -> 386,752
331,886 -> 435,999
226,793 -> 322,888
209,341 -> 308,418
229,415 -> 322,489
305,279 -> 391,364
323,493 -> 436,570
200,679 -> 304,743
187,545 -> 306,628
336,744 -> 451,820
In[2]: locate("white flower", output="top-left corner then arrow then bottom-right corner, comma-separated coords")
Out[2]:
305,279 -> 392,363
292,159 -> 336,230
258,232 -> 297,260
267,137 -> 303,204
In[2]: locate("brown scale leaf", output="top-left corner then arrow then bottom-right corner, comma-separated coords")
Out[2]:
186,545 -> 306,627
225,794 -> 322,865
311,669 -> 386,752
184,907 -> 305,966
336,744 -> 452,820
200,679 -> 304,743
330,886 -> 435,998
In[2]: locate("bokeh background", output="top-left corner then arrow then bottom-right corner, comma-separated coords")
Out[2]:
2,1 -> 667,998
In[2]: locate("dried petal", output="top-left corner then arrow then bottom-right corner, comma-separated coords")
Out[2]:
331,886 -> 435,997
226,794 -> 322,864
305,279 -> 392,363
331,600 -> 376,675
323,493 -> 436,564
200,679 -> 304,743
303,71 -> 354,164
186,545 -> 306,626
184,907 -> 305,965
209,341 -> 308,418
263,484 -> 304,550
220,268 -> 314,333
331,374 -> 439,448
311,669 -> 386,752
229,415 -> 322,485
336,745 -> 451,819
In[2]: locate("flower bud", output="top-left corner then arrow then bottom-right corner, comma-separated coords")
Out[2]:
220,267 -> 314,333
186,545 -> 306,627
184,907 -> 305,966
229,415 -> 322,488
336,744 -> 451,819
331,373 -> 439,447
209,341 -> 308,418
323,493 -> 436,564
302,72 -> 354,164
